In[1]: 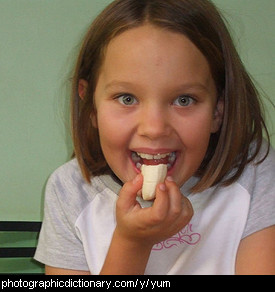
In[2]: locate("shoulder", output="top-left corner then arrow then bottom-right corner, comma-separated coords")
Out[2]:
47,159 -> 90,204
237,141 -> 275,238
45,159 -> 112,216
238,141 -> 275,192
48,159 -> 110,193
48,158 -> 86,188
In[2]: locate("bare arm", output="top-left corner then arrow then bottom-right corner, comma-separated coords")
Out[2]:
45,266 -> 90,275
236,225 -> 275,275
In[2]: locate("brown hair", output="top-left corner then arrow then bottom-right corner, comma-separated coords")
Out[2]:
71,0 -> 270,192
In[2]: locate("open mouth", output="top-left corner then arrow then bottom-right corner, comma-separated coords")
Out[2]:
131,151 -> 177,170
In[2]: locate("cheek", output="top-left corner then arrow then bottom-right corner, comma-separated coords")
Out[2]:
182,109 -> 213,138
179,110 -> 214,157
96,108 -> 131,154
96,113 -> 123,173
175,112 -> 214,185
96,108 -> 136,182
97,113 -> 118,146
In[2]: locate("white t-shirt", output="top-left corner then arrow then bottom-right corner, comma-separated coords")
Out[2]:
34,143 -> 275,274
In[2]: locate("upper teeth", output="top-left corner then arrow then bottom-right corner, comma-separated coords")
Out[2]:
137,152 -> 171,160
131,151 -> 176,170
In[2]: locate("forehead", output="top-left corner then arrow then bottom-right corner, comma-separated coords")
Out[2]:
98,24 -> 215,92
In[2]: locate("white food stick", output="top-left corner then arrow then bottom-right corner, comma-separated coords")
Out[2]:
141,164 -> 167,200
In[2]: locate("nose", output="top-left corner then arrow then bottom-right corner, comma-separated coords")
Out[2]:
137,105 -> 172,140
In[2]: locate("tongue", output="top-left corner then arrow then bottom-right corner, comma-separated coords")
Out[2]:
142,157 -> 169,166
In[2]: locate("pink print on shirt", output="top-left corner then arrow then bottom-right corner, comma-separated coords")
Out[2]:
152,224 -> 201,251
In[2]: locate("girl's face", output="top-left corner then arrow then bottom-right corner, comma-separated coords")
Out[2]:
92,25 -> 223,186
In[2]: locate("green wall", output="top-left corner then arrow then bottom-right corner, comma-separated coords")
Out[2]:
1,0 -> 274,222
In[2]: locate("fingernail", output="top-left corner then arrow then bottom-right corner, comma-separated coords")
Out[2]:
166,176 -> 174,182
133,174 -> 141,184
159,183 -> 166,191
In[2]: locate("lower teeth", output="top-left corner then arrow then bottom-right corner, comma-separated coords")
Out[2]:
136,162 -> 142,169
136,162 -> 173,170
133,152 -> 176,170
132,152 -> 141,163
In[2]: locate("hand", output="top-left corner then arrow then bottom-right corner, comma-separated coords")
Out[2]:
115,174 -> 194,249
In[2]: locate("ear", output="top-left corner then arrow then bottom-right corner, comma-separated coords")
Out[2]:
78,79 -> 88,100
211,98 -> 224,133
79,79 -> 98,128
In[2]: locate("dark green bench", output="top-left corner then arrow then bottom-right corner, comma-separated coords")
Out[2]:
0,221 -> 44,274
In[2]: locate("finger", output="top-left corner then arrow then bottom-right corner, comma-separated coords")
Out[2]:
150,183 -> 170,223
165,177 -> 194,231
165,176 -> 184,218
171,195 -> 194,236
117,174 -> 143,212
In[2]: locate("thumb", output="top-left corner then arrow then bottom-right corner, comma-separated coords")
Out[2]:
117,174 -> 143,212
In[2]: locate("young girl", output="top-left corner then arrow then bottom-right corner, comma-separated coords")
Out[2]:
34,0 -> 275,275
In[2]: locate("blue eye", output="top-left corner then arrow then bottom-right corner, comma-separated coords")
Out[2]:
117,94 -> 138,106
173,95 -> 195,107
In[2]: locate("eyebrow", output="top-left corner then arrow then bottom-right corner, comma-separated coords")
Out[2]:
105,81 -> 135,91
105,80 -> 211,92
